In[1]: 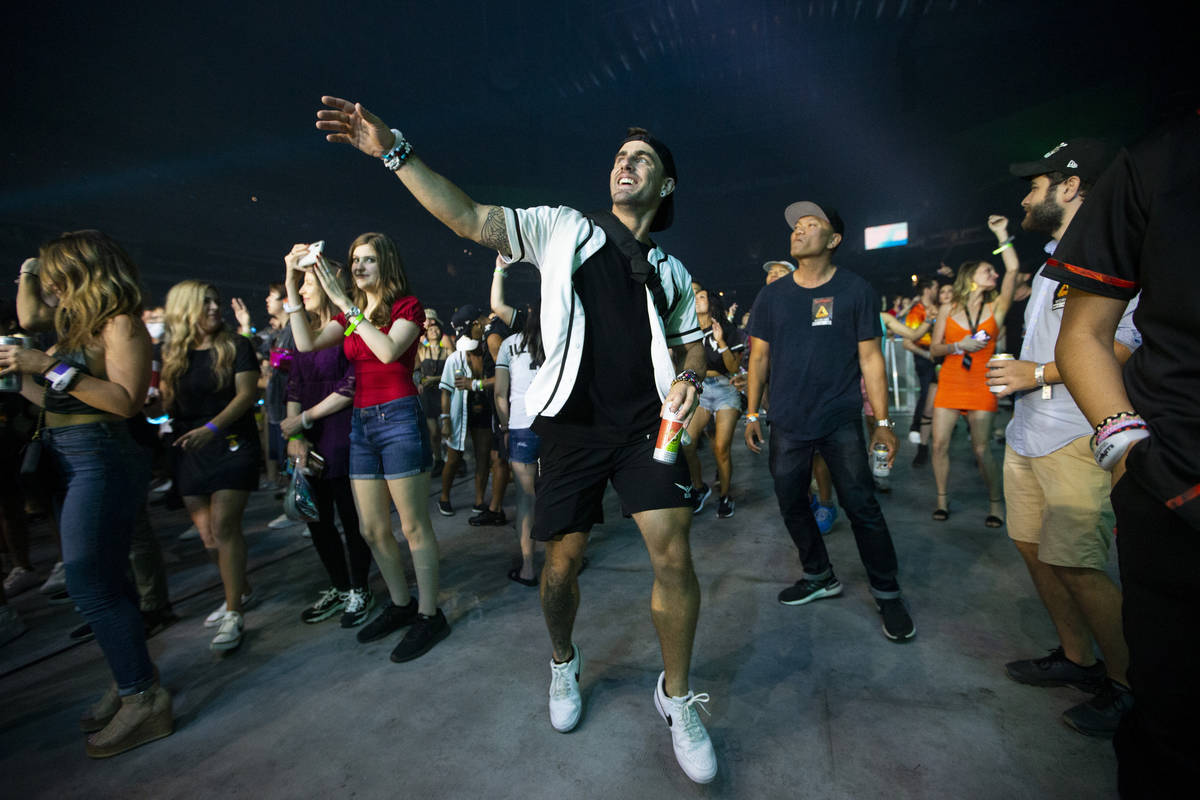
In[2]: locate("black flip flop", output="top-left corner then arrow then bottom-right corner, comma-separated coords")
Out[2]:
507,567 -> 538,587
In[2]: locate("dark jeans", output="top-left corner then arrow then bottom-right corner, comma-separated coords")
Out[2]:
1111,474 -> 1200,794
308,474 -> 371,590
44,422 -> 154,695
768,420 -> 901,597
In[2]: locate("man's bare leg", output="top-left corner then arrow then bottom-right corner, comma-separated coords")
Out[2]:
541,531 -> 589,662
634,506 -> 700,697
1013,540 -> 1096,666
1054,565 -> 1129,684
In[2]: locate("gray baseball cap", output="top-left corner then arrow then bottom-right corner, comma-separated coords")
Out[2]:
762,259 -> 796,273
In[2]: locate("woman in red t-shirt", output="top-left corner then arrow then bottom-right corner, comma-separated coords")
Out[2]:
284,232 -> 448,663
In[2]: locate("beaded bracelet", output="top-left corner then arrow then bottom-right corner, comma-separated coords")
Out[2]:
671,369 -> 703,395
1092,418 -> 1147,449
382,129 -> 413,171
1091,412 -> 1145,449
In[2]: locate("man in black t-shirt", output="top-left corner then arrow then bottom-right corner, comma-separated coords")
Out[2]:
745,201 -> 913,642
1048,111 -> 1200,792
317,97 -> 717,783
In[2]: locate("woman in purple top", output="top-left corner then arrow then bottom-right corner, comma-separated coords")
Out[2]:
280,262 -> 375,628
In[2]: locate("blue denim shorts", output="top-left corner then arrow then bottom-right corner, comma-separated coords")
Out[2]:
508,427 -> 541,464
699,375 -> 742,413
349,396 -> 432,480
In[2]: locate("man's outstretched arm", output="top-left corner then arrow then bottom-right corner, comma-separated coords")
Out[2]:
316,96 -> 511,257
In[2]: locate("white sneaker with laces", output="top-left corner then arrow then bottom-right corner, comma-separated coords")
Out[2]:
40,561 -> 67,595
204,590 -> 256,628
4,566 -> 41,597
210,610 -> 244,651
653,671 -> 717,784
548,644 -> 583,732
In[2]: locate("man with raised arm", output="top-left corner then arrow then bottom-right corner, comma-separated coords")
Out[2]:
315,97 -> 716,784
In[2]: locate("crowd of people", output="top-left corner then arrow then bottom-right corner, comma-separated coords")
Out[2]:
0,96 -> 1194,794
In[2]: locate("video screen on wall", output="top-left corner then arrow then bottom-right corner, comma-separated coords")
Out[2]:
864,222 -> 908,250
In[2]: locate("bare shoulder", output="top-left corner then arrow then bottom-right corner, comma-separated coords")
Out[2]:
102,313 -> 149,341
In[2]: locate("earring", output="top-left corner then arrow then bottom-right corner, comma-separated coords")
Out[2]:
660,187 -> 668,197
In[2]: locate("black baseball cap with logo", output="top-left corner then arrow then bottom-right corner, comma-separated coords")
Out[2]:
1009,138 -> 1109,182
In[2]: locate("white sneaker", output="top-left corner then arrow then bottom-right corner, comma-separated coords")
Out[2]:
39,561 -> 67,596
178,525 -> 201,541
4,566 -> 42,597
204,590 -> 256,628
653,672 -> 717,784
150,478 -> 173,493
908,430 -> 922,444
267,513 -> 296,530
548,644 -> 583,732
210,611 -> 244,651
0,605 -> 26,647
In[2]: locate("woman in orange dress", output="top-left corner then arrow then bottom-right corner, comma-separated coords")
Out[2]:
929,215 -> 1019,525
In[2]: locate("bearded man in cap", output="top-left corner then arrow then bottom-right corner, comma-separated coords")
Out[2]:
744,201 -> 914,642
316,97 -> 716,784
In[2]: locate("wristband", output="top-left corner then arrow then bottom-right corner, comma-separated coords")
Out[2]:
718,346 -> 729,354
439,413 -> 450,419
283,301 -> 303,314
745,413 -> 759,422
382,129 -> 413,171
991,240 -> 1014,255
494,267 -> 507,276
1094,428 -> 1149,471
1091,415 -> 1149,451
1033,363 -> 1046,387
44,361 -> 79,392
288,433 -> 304,442
204,421 -> 220,434
343,313 -> 365,337
471,379 -> 483,391
301,411 -> 313,430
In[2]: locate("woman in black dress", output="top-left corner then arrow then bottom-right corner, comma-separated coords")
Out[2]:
161,280 -> 261,652
416,319 -> 452,477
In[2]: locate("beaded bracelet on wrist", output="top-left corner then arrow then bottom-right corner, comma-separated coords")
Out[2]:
382,129 -> 413,171
671,369 -> 703,395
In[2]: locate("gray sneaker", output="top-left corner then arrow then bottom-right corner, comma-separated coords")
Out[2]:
1062,679 -> 1133,738
1005,647 -> 1107,692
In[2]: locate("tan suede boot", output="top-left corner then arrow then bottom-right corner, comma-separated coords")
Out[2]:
79,683 -> 119,733
85,682 -> 173,758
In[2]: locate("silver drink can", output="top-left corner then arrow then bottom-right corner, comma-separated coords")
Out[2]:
0,336 -> 30,392
988,353 -> 1014,393
872,443 -> 891,478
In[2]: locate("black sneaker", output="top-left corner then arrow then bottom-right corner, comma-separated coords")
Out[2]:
716,496 -> 735,518
911,444 -> 929,468
340,588 -> 375,628
390,609 -> 451,662
691,483 -> 712,515
47,588 -> 73,605
472,502 -> 488,514
778,575 -> 842,606
356,598 -> 419,643
1062,679 -> 1134,738
469,509 -> 508,527
876,597 -> 916,642
69,622 -> 95,643
1005,647 -> 1107,692
300,586 -> 346,624
437,499 -> 455,517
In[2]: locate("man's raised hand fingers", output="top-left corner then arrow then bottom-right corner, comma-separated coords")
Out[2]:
321,95 -> 355,111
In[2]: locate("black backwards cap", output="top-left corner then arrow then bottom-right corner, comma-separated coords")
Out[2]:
621,128 -> 677,232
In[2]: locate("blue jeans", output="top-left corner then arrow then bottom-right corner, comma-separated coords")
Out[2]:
349,396 -> 433,480
44,422 -> 154,694
768,419 -> 901,597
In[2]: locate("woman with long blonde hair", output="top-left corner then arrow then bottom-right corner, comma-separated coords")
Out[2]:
161,279 -> 261,652
284,232 -> 447,663
0,230 -> 171,758
928,215 -> 1020,525
277,261 -> 375,627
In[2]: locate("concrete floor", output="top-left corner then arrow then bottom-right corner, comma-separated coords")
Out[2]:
0,414 -> 1120,799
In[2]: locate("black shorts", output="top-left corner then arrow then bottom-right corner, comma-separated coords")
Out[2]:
532,434 -> 691,541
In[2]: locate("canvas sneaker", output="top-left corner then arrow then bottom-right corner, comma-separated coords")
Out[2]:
340,588 -> 375,628
300,587 -> 346,624
210,610 -> 243,652
1005,647 -> 1107,692
653,672 -> 718,784
716,496 -> 735,518
204,590 -> 256,628
548,644 -> 583,732
876,597 -> 916,641
778,575 -> 843,606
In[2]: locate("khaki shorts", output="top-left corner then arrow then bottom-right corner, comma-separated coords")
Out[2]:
1003,437 -> 1114,570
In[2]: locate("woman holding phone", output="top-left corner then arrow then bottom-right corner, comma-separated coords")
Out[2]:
284,234 -> 448,663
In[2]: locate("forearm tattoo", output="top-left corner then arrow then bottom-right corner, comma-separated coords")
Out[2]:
480,206 -> 510,256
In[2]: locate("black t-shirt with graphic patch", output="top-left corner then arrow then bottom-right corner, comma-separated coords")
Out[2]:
746,268 -> 880,440
533,238 -> 660,447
